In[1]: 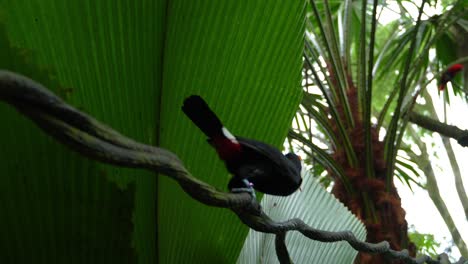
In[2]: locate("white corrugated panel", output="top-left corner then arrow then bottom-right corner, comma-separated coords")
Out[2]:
237,171 -> 366,263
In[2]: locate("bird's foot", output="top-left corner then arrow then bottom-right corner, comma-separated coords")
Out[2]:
231,179 -> 256,199
231,187 -> 256,198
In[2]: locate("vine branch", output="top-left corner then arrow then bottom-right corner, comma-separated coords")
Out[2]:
408,111 -> 468,147
0,70 -> 465,264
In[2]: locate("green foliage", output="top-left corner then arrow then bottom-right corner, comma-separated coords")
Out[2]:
436,33 -> 457,66
159,1 -> 305,262
293,2 -> 468,260
409,229 -> 441,258
0,0 -> 160,261
0,0 -> 305,263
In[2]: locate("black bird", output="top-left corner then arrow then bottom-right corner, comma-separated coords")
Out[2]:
182,95 -> 302,196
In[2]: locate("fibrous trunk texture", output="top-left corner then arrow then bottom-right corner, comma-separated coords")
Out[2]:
330,86 -> 415,264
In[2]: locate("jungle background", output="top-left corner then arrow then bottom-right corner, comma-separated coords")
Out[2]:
0,0 -> 466,263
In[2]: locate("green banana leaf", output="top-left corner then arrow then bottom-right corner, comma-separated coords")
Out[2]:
236,171 -> 366,263
0,0 -> 305,263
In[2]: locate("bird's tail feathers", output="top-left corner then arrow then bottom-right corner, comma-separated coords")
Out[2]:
182,95 -> 224,138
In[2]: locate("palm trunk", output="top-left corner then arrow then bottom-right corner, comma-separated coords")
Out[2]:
329,86 -> 415,263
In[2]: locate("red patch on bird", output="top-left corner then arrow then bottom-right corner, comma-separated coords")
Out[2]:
211,136 -> 242,161
449,64 -> 464,72
438,64 -> 464,91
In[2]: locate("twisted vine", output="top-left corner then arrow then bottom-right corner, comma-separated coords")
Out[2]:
0,70 -> 466,264
408,111 -> 468,147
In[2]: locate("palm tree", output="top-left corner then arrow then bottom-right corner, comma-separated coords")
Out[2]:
289,0 -> 467,262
